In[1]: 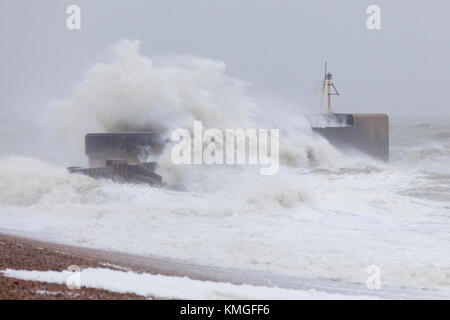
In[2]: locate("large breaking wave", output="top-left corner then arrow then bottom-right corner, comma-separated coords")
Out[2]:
1,39 -> 450,294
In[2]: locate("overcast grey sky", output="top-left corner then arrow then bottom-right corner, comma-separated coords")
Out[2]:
1,0 -> 449,122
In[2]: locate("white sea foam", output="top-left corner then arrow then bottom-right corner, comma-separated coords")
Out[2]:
1,268 -> 377,300
1,40 -> 450,295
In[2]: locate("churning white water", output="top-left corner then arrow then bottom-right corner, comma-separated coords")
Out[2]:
1,40 -> 449,294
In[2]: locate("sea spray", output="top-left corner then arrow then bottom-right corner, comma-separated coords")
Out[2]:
50,39 -> 346,186
2,39 -> 450,294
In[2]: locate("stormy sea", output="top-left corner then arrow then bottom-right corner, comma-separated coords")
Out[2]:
1,40 -> 449,297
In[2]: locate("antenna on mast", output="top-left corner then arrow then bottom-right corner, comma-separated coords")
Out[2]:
318,61 -> 340,113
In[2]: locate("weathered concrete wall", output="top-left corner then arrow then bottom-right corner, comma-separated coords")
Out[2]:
85,132 -> 165,167
84,115 -> 389,167
312,114 -> 389,161
69,160 -> 162,185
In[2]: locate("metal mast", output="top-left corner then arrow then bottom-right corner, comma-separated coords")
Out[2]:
319,62 -> 340,113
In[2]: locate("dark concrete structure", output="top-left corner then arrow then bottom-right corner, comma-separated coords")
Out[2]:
68,132 -> 165,186
312,114 -> 389,161
68,160 -> 162,186
85,132 -> 165,168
